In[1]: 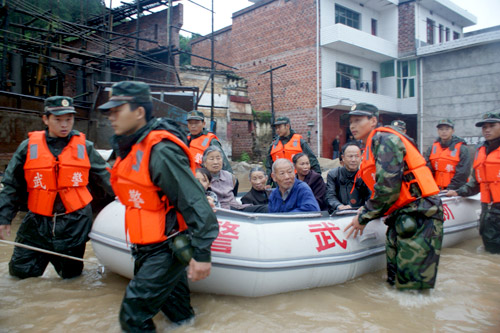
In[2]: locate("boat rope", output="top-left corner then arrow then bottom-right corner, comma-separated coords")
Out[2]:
0,239 -> 105,274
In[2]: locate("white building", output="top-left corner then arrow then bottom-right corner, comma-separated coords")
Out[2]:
319,0 -> 476,151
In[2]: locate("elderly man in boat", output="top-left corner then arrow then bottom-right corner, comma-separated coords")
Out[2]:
268,158 -> 320,213
326,141 -> 371,213
343,103 -> 444,290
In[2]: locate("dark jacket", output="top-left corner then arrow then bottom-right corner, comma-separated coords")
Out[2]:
0,129 -> 114,251
326,166 -> 371,212
265,129 -> 321,185
241,188 -> 269,205
268,179 -> 320,213
299,170 -> 327,211
112,118 -> 219,262
424,135 -> 472,190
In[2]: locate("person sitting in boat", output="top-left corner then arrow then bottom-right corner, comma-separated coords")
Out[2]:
268,158 -> 320,213
265,116 -> 321,186
326,141 -> 371,213
446,112 -> 500,254
195,167 -> 220,209
203,146 -> 249,210
292,153 -> 327,210
241,167 -> 269,205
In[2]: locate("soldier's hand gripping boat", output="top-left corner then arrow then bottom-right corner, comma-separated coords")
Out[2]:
89,194 -> 480,297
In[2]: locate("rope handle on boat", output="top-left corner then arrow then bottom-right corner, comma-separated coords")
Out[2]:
0,239 -> 105,274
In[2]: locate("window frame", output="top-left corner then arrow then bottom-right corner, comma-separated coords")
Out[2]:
427,18 -> 435,45
336,62 -> 362,89
335,4 -> 361,30
397,60 -> 416,99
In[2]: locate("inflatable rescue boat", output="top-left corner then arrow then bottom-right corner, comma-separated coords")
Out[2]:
89,195 -> 480,297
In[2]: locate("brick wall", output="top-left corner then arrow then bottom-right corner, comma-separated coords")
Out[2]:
190,27 -> 233,68
192,0 -> 320,154
231,120 -> 254,160
398,1 -> 416,56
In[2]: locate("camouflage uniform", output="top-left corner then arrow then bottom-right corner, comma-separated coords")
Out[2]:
455,137 -> 500,254
358,130 -> 444,290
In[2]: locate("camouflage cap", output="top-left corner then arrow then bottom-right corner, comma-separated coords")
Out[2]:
44,96 -> 76,115
391,120 -> 406,130
436,119 -> 454,128
341,103 -> 379,121
273,116 -> 290,126
98,81 -> 152,110
475,112 -> 500,127
187,110 -> 205,121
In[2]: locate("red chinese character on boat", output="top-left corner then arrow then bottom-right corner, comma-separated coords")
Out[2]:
211,220 -> 240,254
443,203 -> 455,221
309,222 -> 347,252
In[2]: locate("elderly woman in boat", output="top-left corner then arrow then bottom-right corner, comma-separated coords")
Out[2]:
268,159 -> 320,213
241,167 -> 269,205
202,146 -> 249,210
292,152 -> 327,210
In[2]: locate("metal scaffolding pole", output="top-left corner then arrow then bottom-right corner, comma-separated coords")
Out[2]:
260,64 -> 287,138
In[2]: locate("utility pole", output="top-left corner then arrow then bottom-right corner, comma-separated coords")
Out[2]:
259,64 -> 287,137
210,0 -> 215,133
134,0 -> 141,79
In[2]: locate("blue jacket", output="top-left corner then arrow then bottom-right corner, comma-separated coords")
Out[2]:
268,179 -> 320,213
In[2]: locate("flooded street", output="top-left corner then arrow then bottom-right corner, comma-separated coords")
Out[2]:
1,212 -> 500,332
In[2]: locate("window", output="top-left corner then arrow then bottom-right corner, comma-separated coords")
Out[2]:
453,31 -> 460,40
336,63 -> 361,89
439,24 -> 444,43
380,60 -> 394,78
397,60 -> 416,98
371,19 -> 377,36
335,4 -> 360,30
427,19 -> 435,45
372,71 -> 378,94
446,28 -> 450,41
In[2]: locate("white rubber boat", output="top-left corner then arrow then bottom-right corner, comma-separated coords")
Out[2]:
89,195 -> 480,297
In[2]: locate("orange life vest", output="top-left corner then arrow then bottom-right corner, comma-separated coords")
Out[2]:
188,132 -> 219,168
270,133 -> 303,162
359,127 -> 439,216
473,145 -> 500,203
428,141 -> 463,188
24,131 -> 92,217
111,130 -> 196,245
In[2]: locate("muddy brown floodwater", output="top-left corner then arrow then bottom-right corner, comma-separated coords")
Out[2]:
1,212 -> 500,333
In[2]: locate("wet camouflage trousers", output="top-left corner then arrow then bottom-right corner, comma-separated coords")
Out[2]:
480,203 -> 500,254
385,212 -> 444,290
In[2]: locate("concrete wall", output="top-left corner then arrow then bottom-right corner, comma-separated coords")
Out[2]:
179,67 -> 256,160
421,42 -> 500,152
415,3 -> 463,47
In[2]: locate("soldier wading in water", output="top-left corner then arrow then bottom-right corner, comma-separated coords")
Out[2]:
344,103 -> 444,290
